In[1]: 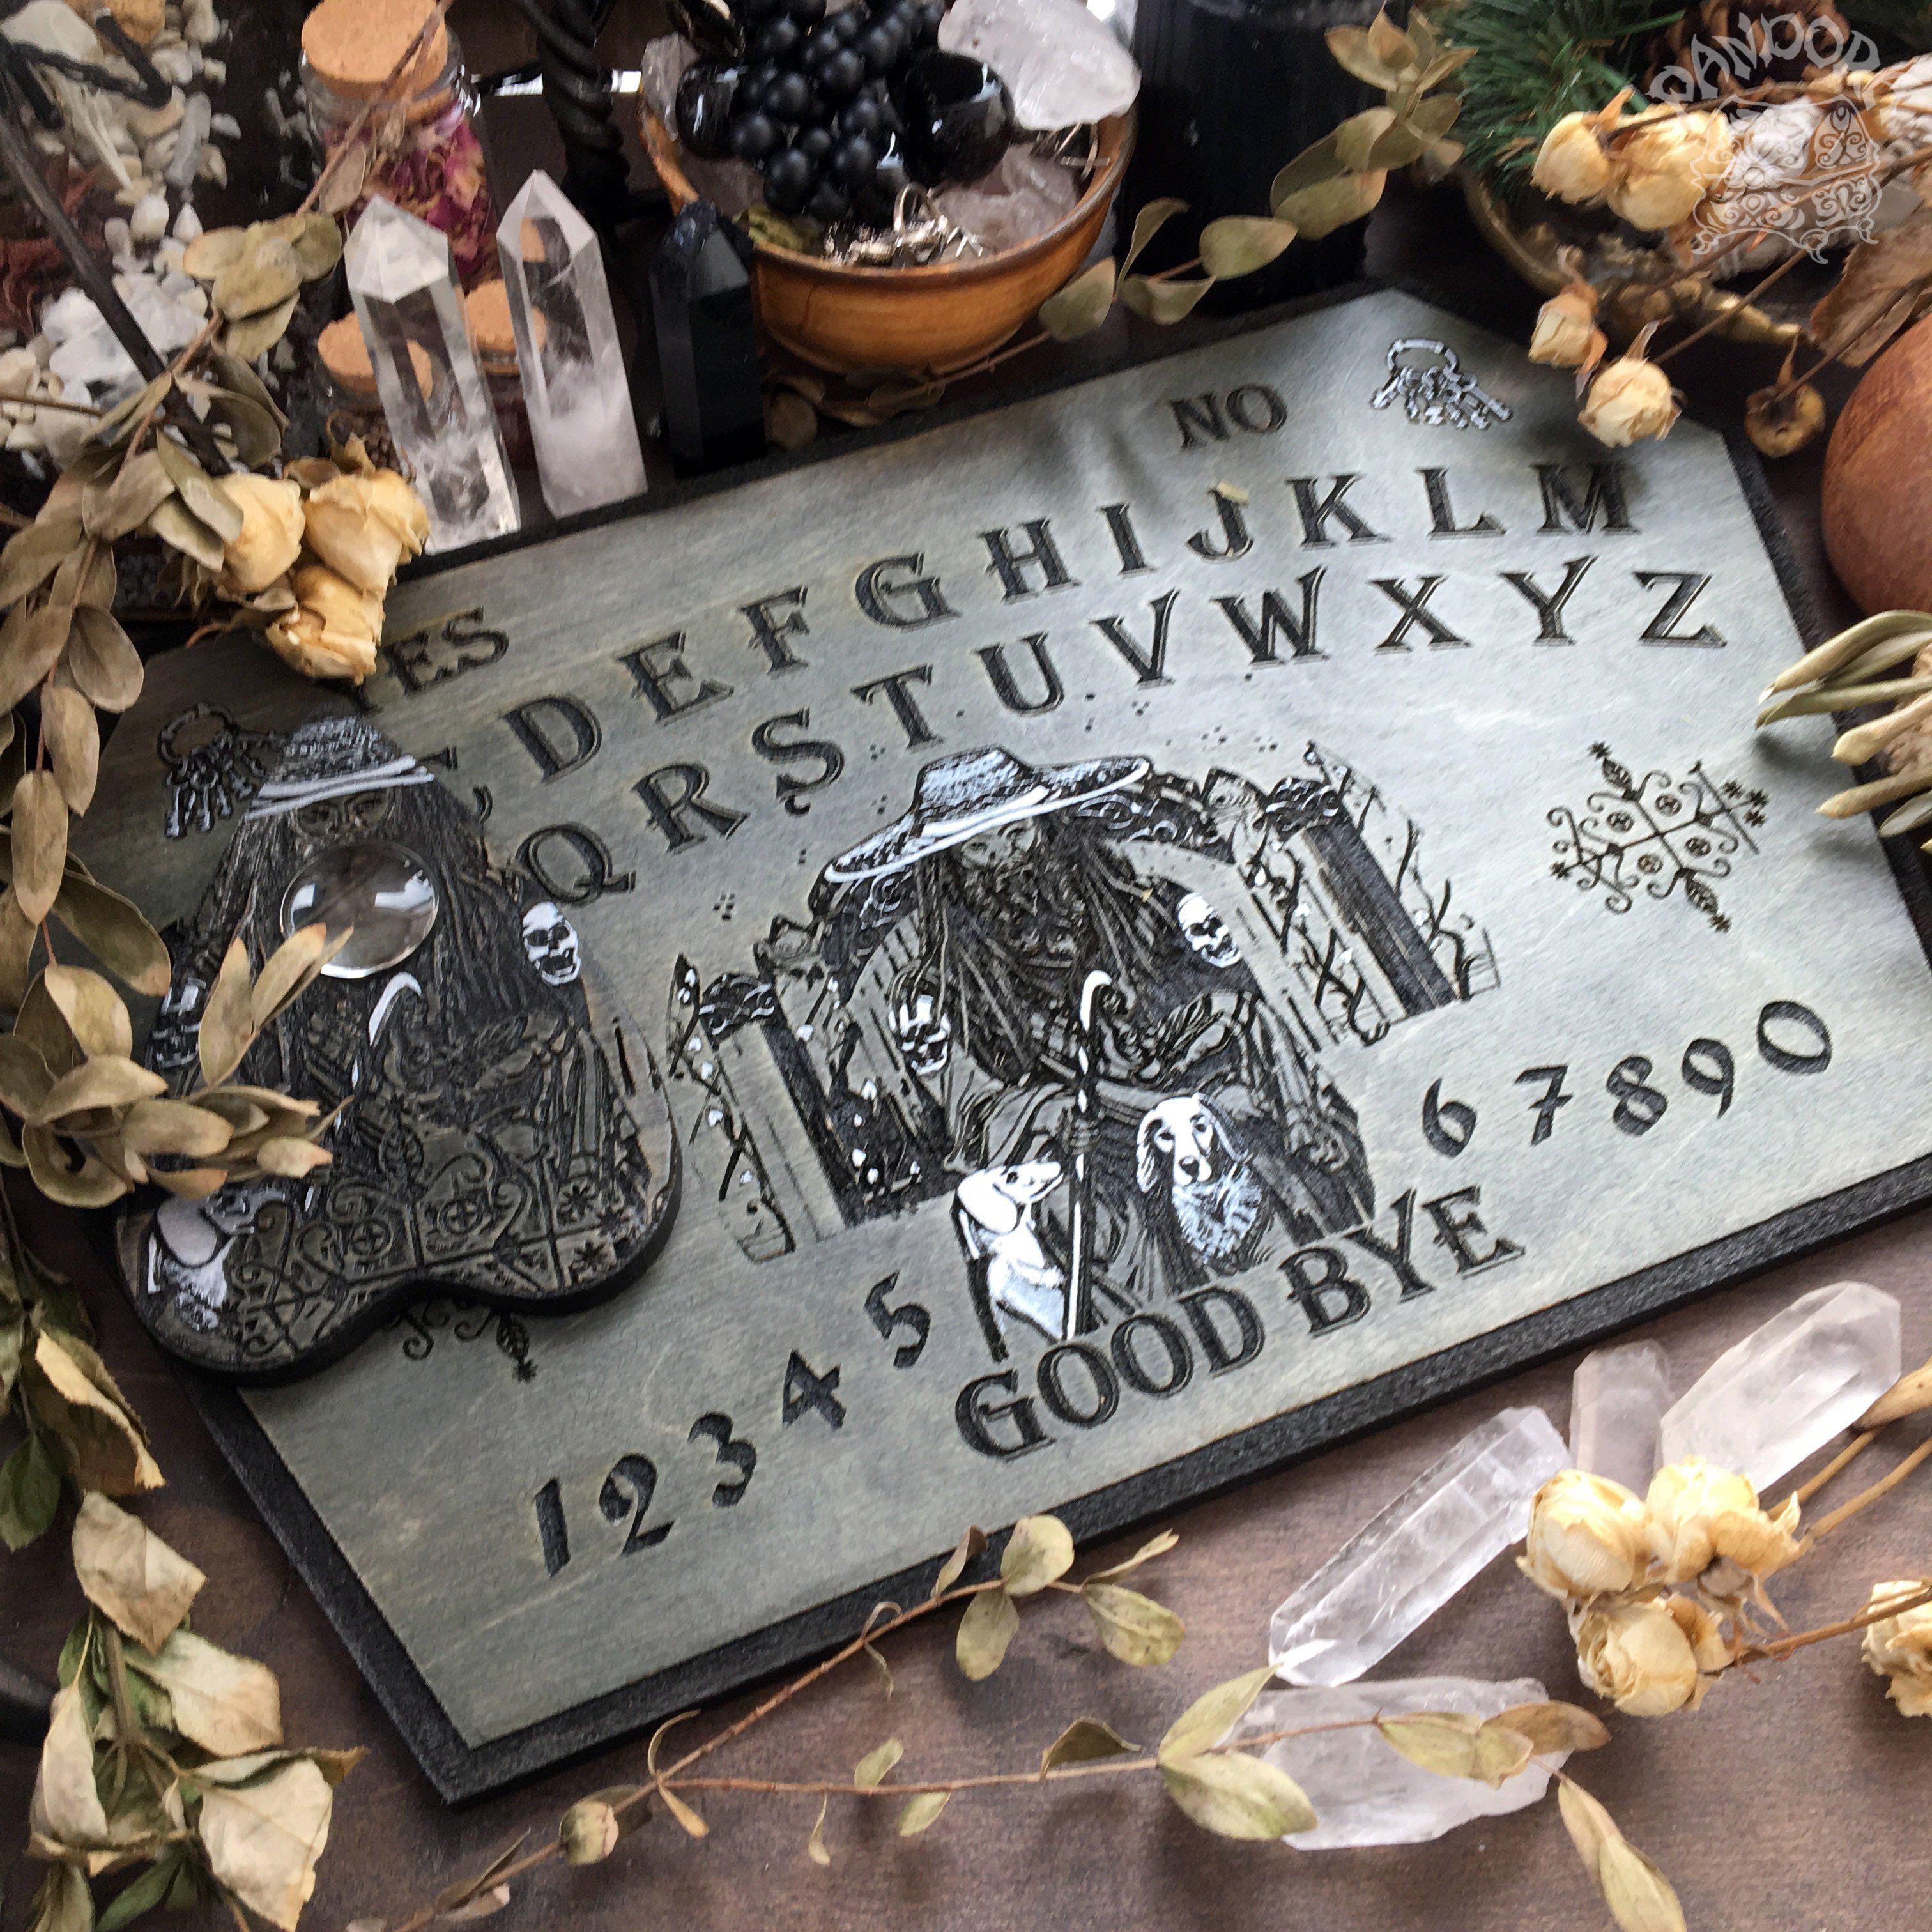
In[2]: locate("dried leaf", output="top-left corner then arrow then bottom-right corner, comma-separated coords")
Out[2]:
1273,168 -> 1386,240
1558,1781 -> 1687,1932
271,212 -> 344,282
120,1099 -> 233,1159
50,870 -> 171,995
1809,208 -> 1932,367
954,1584 -> 1018,1680
13,771 -> 68,925
1160,1751 -> 1315,1839
250,921 -> 344,1032
0,893 -> 34,1016
154,436 -> 244,543
438,1887 -> 510,1924
195,386 -> 284,468
29,1680 -> 112,1846
181,227 -> 252,280
34,1055 -> 167,1126
433,1834 -> 529,1913
1376,1712 -> 1532,1787
1158,1665 -> 1277,1763
805,1795 -> 831,1866
1199,216 -> 1298,279
98,1846 -> 187,1931
896,1791 -> 948,1836
1492,1700 -> 1611,1757
0,1031 -> 52,1117
931,1524 -> 986,1597
1038,259 -> 1117,341
854,1737 -> 903,1787
316,141 -> 368,215
126,1629 -> 280,1755
40,688 -> 100,815
82,452 -> 174,543
0,514 -> 84,610
1000,1514 -> 1074,1596
72,1491 -> 204,1651
224,295 -> 300,364
197,1757 -> 333,1932
1082,1582 -> 1185,1666
144,496 -> 225,572
658,1786 -> 708,1838
65,606 -> 143,713
1326,20 -> 1404,86
1121,195 -> 1188,273
1041,1717 -> 1138,1773
213,238 -> 303,321
1335,105 -> 1397,172
1121,275 -> 1215,324
0,604 -> 75,714
91,374 -> 170,447
1088,1528 -> 1179,1582
22,1125 -> 126,1208
42,964 -> 134,1057
27,1864 -> 95,1932
26,1330 -> 161,1491
255,1136 -> 332,1177
199,937 -> 255,1086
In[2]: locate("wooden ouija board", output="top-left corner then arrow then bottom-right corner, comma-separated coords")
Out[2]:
79,285 -> 1932,1799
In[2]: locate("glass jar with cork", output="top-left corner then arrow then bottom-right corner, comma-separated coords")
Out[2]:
300,0 -> 500,286
463,279 -> 535,469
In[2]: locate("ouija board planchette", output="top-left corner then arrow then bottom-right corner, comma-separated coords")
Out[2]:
78,285 -> 1932,1799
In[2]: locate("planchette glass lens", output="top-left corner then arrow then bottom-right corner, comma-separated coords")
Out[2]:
280,842 -> 440,978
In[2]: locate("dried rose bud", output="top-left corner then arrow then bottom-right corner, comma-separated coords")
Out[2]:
266,563 -> 385,684
1579,354 -> 1679,447
1644,1458 -> 1801,1586
1528,283 -> 1607,372
214,473 -> 304,595
1532,111 -> 1615,204
1606,109 -> 1733,231
560,1797 -> 622,1864
302,470 -> 430,597
1745,381 -> 1827,458
1519,1468 -> 1652,1601
1862,1581 -> 1932,1715
1570,1597 -> 1702,1717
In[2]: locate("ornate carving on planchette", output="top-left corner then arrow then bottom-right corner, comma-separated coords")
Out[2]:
116,715 -> 680,1381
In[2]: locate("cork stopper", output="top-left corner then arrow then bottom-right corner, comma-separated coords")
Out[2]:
463,280 -> 544,372
301,0 -> 448,102
318,312 -> 431,399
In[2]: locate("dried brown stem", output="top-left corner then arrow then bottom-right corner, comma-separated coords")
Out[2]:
1654,246 -> 1806,364
1804,1435 -> 1932,1544
1735,1578 -> 1932,1662
1785,1429 -> 1881,1509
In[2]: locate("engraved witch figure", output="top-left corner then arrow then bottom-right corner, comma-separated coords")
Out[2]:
813,748 -> 1374,1358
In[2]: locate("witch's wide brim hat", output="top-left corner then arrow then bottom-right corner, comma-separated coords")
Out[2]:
823,747 -> 1151,884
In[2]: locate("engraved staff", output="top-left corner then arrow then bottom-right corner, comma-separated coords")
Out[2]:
1065,967 -> 1114,1340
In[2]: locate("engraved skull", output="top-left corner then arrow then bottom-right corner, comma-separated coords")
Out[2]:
521,901 -> 582,986
1177,891 -> 1240,969
894,990 -> 952,1077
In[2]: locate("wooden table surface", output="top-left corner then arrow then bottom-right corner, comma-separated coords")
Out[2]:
6,164 -> 1930,1932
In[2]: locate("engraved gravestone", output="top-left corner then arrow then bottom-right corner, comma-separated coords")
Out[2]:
79,287 -> 1932,1798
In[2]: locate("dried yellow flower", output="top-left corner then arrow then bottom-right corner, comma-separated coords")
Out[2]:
1579,355 -> 1679,447
1570,1597 -> 1701,1717
301,471 -> 429,597
266,562 -> 385,684
1644,1459 -> 1801,1586
215,474 -> 305,595
1528,283 -> 1606,372
1862,1581 -> 1932,1715
1606,109 -> 1733,231
1521,1469 -> 1652,1601
1532,111 -> 1615,204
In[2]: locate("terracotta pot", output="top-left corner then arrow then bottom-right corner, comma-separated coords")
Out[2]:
641,107 -> 1133,376
1823,314 -> 1932,614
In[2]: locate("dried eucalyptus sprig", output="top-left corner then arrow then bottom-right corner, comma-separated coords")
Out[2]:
25,1493 -> 363,1932
1752,609 -> 1932,839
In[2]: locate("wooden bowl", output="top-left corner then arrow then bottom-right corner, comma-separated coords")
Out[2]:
642,106 -> 1133,376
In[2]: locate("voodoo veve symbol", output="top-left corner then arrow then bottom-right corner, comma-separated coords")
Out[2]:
158,702 -> 277,839
1547,743 -> 1767,933
1368,337 -> 1511,429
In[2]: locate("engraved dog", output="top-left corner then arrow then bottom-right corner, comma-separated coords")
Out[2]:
953,1158 -> 1069,1360
1135,1093 -> 1297,1281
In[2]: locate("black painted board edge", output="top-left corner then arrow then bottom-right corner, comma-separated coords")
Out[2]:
169,275 -> 1932,1802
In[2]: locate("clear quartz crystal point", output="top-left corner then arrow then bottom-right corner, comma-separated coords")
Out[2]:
344,197 -> 518,552
1232,1678 -> 1563,1848
1658,1281 -> 1901,1492
937,0 -> 1140,128
1269,1407 -> 1567,1687
498,170 -> 647,518
1570,1340 -> 1672,1496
